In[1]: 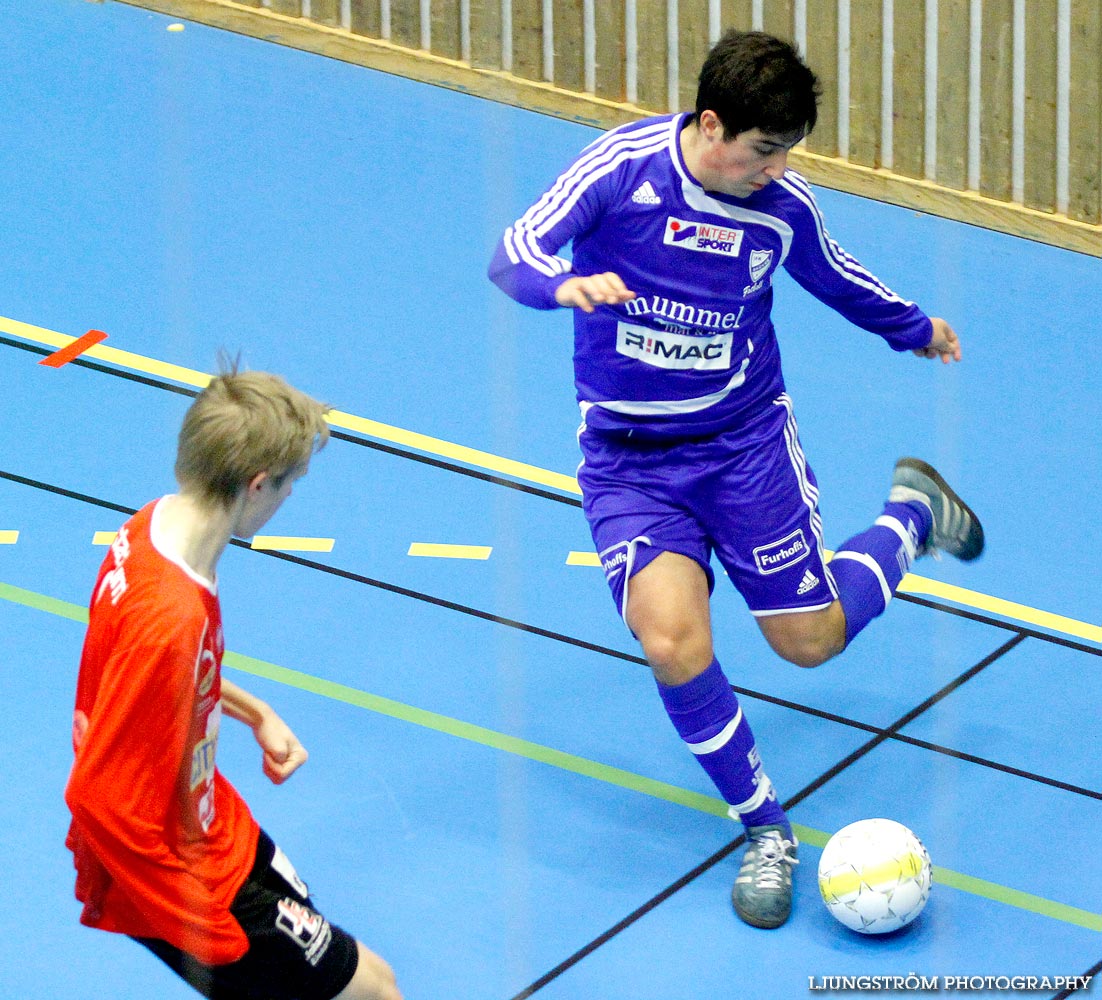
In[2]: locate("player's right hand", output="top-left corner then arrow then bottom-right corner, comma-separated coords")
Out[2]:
555,273 -> 636,313
912,317 -> 961,363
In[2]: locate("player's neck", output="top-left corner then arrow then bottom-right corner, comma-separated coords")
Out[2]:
158,493 -> 233,581
679,120 -> 706,184
679,120 -> 736,195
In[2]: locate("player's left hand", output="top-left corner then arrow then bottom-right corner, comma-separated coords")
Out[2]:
554,272 -> 636,313
912,317 -> 961,363
254,713 -> 309,784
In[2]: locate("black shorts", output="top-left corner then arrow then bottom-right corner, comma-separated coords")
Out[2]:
133,830 -> 359,1000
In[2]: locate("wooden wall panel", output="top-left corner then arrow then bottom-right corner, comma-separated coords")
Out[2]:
349,0 -> 381,37
634,0 -> 670,111
468,0 -> 503,69
1068,0 -> 1102,224
265,0 -> 300,14
307,0 -> 341,24
891,0 -> 925,179
552,0 -> 585,92
512,0 -> 545,82
678,0 -> 712,110
848,0 -> 882,166
1023,3 -> 1058,213
803,0 -> 838,157
979,0 -> 1014,201
390,0 -> 421,48
430,0 -> 461,59
760,0 -> 794,43
719,0 -> 754,34
593,0 -> 625,102
934,0 -> 969,189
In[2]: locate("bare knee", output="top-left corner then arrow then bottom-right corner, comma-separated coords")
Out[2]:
638,621 -> 713,684
625,552 -> 714,685
336,942 -> 402,1000
757,604 -> 846,669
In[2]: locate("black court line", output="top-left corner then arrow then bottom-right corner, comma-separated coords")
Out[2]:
0,474 -> 1085,992
510,633 -> 1028,999
3,354 -> 1095,984
0,334 -> 580,508
0,333 -> 203,398
780,633 -> 1028,812
2,467 -> 1099,807
3,333 -> 1100,658
1052,960 -> 1102,999
741,683 -> 1102,802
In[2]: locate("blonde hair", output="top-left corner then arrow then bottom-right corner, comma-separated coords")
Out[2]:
175,367 -> 330,506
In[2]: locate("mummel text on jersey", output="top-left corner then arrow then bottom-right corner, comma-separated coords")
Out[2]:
489,113 -> 934,439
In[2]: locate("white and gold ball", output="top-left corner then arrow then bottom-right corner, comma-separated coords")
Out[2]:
818,818 -> 932,934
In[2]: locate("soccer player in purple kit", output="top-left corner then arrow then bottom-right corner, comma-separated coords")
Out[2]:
489,30 -> 983,929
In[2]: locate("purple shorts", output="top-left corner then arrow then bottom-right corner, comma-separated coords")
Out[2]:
578,393 -> 838,621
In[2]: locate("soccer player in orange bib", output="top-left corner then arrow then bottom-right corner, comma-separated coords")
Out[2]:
65,367 -> 402,1000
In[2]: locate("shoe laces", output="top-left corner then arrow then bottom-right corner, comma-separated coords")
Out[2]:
746,832 -> 799,890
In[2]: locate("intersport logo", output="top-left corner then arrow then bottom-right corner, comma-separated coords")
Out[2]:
663,217 -> 744,257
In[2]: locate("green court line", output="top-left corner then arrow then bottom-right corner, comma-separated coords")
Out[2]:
4,578 -> 1100,932
3,310 -> 1101,651
0,580 -> 89,624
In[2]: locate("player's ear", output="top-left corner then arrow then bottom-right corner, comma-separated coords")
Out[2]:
700,109 -> 722,138
246,471 -> 270,495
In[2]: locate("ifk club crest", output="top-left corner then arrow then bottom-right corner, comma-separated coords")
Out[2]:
749,248 -> 774,283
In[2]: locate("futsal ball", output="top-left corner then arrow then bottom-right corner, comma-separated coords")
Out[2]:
817,818 -> 932,934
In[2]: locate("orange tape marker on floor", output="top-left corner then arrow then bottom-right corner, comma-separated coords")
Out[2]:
38,329 -> 108,368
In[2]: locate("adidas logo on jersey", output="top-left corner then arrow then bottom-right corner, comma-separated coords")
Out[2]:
631,181 -> 661,205
796,568 -> 820,595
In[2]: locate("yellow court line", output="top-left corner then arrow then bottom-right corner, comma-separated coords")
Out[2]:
0,314 -> 579,496
91,531 -> 118,546
3,313 -> 1098,648
0,314 -> 215,389
251,536 -> 335,553
899,573 -> 1102,645
0,530 -> 18,545
408,543 -> 492,560
566,551 -> 602,566
328,408 -> 581,496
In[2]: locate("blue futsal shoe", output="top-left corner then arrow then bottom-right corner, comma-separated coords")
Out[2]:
890,457 -> 985,562
731,825 -> 799,929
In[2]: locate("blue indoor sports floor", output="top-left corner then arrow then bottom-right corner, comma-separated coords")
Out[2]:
2,3 -> 1101,997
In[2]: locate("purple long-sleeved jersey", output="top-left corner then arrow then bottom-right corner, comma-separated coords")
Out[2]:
489,113 -> 933,439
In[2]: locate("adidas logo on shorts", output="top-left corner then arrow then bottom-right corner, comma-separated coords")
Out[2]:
796,568 -> 819,596
631,181 -> 661,205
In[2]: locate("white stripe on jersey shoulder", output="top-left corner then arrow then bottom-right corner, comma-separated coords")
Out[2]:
504,119 -> 673,279
780,171 -> 904,297
578,116 -> 671,157
151,496 -> 217,594
776,172 -> 913,305
501,223 -> 569,277
527,120 -> 672,234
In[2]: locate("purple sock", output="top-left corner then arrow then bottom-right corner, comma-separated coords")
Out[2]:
656,659 -> 788,831
831,500 -> 932,645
